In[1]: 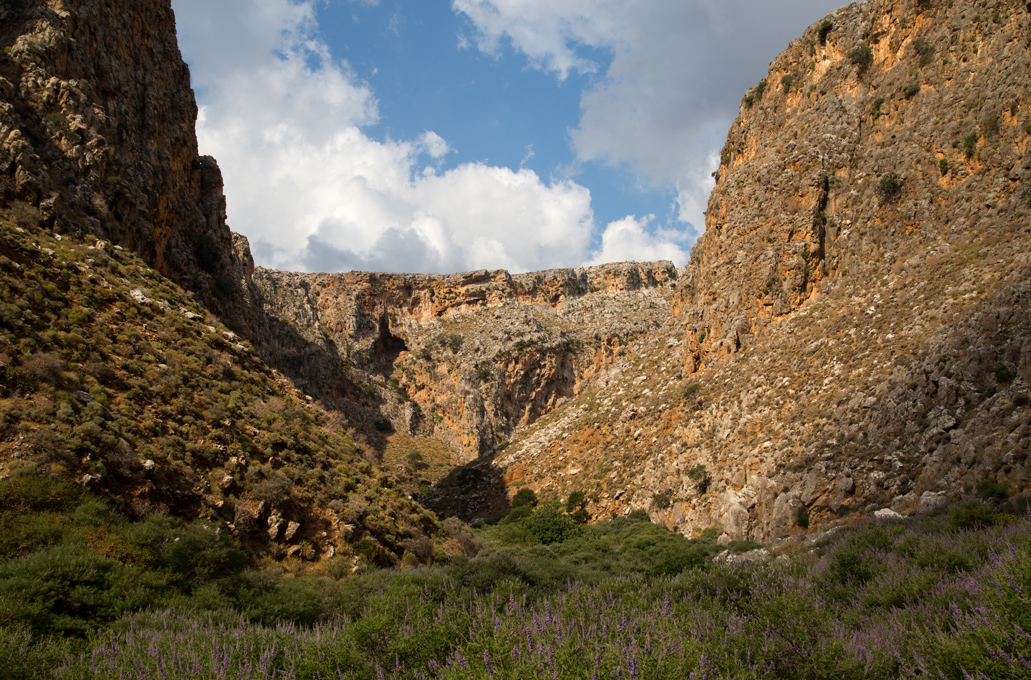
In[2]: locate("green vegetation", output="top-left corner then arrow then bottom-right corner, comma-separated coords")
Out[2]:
742,79 -> 767,108
869,96 -> 885,122
848,44 -> 874,74
912,37 -> 935,67
511,487 -> 538,508
939,157 -> 949,176
3,491 -> 1029,680
0,220 -> 436,566
780,71 -> 799,95
876,172 -> 904,204
903,83 -> 921,99
982,112 -> 1001,139
975,478 -> 1009,502
963,131 -> 980,158
817,19 -> 832,45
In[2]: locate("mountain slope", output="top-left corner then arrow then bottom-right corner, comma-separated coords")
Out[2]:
437,0 -> 1031,539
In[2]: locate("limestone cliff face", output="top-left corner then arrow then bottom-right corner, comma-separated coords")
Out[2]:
677,0 -> 1031,363
443,0 -> 1031,541
0,0 -> 241,316
246,262 -> 679,462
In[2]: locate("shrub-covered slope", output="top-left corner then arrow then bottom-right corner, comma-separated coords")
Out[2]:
0,219 -> 438,565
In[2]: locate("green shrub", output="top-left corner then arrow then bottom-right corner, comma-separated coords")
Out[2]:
994,363 -> 1016,384
797,506 -> 810,528
912,38 -> 935,67
42,112 -> 70,134
848,44 -> 874,74
781,72 -> 799,95
651,491 -> 672,510
963,132 -> 979,158
982,113 -> 1001,139
511,488 -> 538,508
499,505 -> 533,524
523,505 -> 580,545
565,491 -> 585,513
743,79 -> 767,108
876,172 -> 904,204
869,97 -> 885,122
817,20 -> 833,45
939,158 -> 949,176
903,83 -> 921,99
975,478 -> 1009,502
687,464 -> 711,494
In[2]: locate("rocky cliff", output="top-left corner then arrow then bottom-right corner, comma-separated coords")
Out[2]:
246,261 -> 678,462
0,0 -> 243,318
430,0 -> 1031,541
0,0 -> 437,567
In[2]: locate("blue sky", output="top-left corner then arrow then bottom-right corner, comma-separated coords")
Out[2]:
170,0 -> 844,275
324,1 -> 671,231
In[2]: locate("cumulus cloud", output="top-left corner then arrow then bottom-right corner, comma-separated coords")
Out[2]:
453,0 -> 844,228
587,215 -> 689,267
172,0 -> 610,274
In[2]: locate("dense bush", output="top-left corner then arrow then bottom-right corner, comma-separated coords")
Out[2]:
876,172 -> 904,203
848,44 -> 874,74
817,19 -> 832,45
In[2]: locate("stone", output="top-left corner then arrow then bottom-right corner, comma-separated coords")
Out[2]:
874,508 -> 903,520
723,502 -> 750,542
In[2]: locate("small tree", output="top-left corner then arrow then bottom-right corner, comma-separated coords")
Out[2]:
848,44 -> 874,74
876,173 -> 904,204
511,487 -> 538,508
565,491 -> 585,513
817,20 -> 833,46
963,132 -> 979,158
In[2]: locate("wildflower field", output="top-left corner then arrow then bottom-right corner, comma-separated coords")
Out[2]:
2,472 -> 1029,679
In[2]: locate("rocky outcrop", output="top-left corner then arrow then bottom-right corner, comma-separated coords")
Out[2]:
0,0 -> 244,318
246,262 -> 679,461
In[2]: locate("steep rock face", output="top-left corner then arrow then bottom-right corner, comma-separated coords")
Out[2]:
678,0 -> 1031,364
444,0 -> 1031,539
0,0 -> 242,317
247,262 -> 679,462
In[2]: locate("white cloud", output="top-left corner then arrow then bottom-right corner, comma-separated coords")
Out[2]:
587,215 -> 689,267
172,0 -> 615,274
453,0 -> 845,230
418,131 -> 451,160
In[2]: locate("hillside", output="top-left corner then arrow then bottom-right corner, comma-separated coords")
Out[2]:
3,0 -> 1031,677
0,0 -> 438,567
423,0 -> 1031,539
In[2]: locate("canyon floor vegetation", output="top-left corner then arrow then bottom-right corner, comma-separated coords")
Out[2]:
2,467 -> 1030,680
